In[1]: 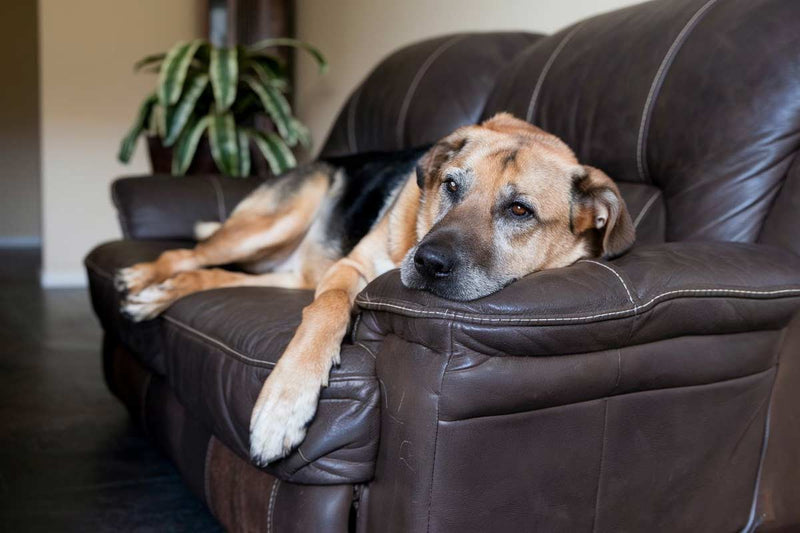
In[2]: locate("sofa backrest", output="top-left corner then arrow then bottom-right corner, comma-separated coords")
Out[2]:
320,32 -> 541,157
321,0 -> 800,255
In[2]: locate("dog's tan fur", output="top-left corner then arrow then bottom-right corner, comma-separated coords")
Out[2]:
116,113 -> 634,464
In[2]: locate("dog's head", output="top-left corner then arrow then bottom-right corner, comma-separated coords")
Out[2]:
400,112 -> 635,301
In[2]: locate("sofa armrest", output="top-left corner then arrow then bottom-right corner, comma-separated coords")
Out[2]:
358,241 -> 800,354
111,174 -> 261,240
353,241 -> 800,532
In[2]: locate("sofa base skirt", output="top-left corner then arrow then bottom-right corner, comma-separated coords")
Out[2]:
104,336 -> 356,533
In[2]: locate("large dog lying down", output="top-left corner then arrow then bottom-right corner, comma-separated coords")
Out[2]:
115,113 -> 635,465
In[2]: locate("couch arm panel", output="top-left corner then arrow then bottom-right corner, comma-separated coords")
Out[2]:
111,174 -> 261,240
357,242 -> 800,354
354,242 -> 800,532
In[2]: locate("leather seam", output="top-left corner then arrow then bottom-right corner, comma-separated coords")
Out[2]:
525,22 -> 586,123
579,260 -> 635,305
425,319 -> 455,532
440,366 -> 776,423
204,437 -> 216,513
357,288 -> 800,325
743,326 -> 790,531
162,315 -> 276,367
356,341 -> 377,360
633,190 -> 662,228
162,316 -> 375,382
396,35 -> 466,148
206,175 -> 227,221
591,398 -> 609,533
636,0 -> 721,183
267,478 -> 280,533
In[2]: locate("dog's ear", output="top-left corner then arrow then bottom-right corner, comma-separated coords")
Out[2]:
416,134 -> 467,188
571,166 -> 635,259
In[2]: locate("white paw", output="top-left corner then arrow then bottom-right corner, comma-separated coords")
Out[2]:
120,281 -> 175,322
249,358 -> 329,466
114,265 -> 154,294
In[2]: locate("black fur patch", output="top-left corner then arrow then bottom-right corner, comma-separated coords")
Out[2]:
322,146 -> 430,254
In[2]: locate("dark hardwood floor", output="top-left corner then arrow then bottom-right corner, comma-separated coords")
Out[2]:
0,248 -> 221,532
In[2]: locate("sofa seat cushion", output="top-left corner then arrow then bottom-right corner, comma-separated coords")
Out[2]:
85,239 -> 190,375
161,288 -> 379,484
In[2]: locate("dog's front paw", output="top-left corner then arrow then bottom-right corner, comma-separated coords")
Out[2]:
120,281 -> 178,322
249,358 -> 328,466
115,263 -> 157,295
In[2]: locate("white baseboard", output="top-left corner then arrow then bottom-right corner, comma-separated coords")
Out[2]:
0,236 -> 41,248
40,270 -> 87,288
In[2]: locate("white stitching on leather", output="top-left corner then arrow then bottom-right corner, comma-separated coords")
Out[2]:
525,22 -> 585,123
297,447 -> 311,464
162,315 -> 276,367
357,288 -> 800,325
206,175 -> 227,221
580,260 -> 635,305
395,35 -> 465,147
267,478 -> 281,533
633,190 -> 662,228
347,86 -> 363,153
636,0 -> 720,182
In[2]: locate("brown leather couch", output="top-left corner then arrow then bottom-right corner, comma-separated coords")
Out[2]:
84,0 -> 800,531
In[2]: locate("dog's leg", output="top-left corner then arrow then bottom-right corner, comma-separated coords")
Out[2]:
121,270 -> 310,322
249,222 -> 392,465
115,171 -> 329,295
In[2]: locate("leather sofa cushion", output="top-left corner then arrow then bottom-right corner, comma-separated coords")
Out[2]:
161,288 -> 379,484
85,239 -> 189,375
85,240 -> 379,484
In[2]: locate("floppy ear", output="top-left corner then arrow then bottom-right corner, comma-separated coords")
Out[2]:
571,165 -> 635,259
415,133 -> 466,188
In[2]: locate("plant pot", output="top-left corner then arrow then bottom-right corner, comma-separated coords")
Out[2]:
147,136 -> 273,177
147,136 -> 218,175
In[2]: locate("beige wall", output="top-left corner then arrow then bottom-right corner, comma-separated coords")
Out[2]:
0,3 -> 41,244
39,0 -> 203,286
39,0 -> 641,286
294,0 -> 641,154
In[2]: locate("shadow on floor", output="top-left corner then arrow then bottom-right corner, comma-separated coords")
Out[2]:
0,247 -> 221,532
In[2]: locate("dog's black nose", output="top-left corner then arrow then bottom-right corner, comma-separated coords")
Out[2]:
414,242 -> 455,278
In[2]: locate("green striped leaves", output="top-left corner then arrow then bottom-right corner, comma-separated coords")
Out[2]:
164,74 -> 209,146
210,47 -> 238,111
118,93 -> 157,163
247,37 -> 328,73
157,39 -> 204,105
208,111 -> 239,176
134,53 -> 165,72
246,128 -> 296,175
171,116 -> 209,175
123,37 -> 325,176
243,75 -> 294,144
208,111 -> 253,178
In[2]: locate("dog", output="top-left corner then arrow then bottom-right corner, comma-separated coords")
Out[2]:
115,113 -> 635,465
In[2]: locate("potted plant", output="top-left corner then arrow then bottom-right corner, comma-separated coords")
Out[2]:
118,38 -> 327,177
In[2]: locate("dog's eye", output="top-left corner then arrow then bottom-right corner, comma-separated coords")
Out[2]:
509,202 -> 531,217
443,178 -> 459,193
